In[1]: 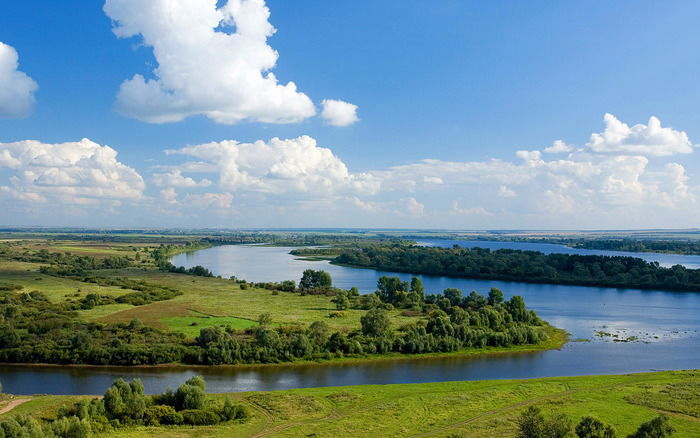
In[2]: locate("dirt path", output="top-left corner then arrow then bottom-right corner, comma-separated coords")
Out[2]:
0,399 -> 30,415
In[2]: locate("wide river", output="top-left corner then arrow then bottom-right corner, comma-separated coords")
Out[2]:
2,240 -> 699,395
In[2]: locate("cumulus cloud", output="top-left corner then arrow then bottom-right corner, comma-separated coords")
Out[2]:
544,140 -> 574,154
0,138 -> 144,204
404,197 -> 425,216
103,0 -> 316,124
183,192 -> 234,209
152,170 -> 211,188
320,99 -> 359,126
587,113 -> 693,157
0,42 -> 38,118
166,135 -> 379,197
450,201 -> 492,216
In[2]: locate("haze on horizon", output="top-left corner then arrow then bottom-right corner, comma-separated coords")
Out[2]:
1,1 -> 699,229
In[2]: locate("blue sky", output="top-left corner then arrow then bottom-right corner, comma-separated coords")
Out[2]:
0,1 -> 699,228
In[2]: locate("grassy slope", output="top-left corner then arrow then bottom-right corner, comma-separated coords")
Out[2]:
3,371 -> 699,437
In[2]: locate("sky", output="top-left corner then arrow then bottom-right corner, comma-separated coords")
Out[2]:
1,0 -> 699,229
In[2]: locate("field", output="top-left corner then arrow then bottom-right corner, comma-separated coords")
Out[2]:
2,370 -> 699,437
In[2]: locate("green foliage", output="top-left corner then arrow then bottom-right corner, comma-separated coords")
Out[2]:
360,308 -> 391,337
299,269 -> 333,291
144,405 -> 181,426
516,406 -> 573,438
576,416 -> 617,438
627,415 -> 674,438
334,245 -> 700,292
181,409 -> 222,425
103,379 -> 147,423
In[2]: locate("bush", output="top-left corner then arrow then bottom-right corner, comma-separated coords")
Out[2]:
221,398 -> 248,421
144,405 -> 180,426
181,409 -> 222,425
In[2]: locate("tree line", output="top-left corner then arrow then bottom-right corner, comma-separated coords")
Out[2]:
0,376 -> 247,437
513,406 -> 674,438
331,246 -> 700,291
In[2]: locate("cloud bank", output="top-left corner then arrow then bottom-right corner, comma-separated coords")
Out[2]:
0,138 -> 144,205
0,114 -> 696,228
104,0 -> 354,125
0,42 -> 38,118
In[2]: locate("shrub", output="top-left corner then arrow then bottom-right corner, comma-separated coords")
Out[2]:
181,409 -> 221,426
144,405 -> 179,426
221,398 -> 248,421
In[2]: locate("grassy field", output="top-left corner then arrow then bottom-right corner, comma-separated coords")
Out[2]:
2,370 -> 699,437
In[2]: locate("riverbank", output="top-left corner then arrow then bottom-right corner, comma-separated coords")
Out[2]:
3,370 -> 699,437
0,325 -> 568,374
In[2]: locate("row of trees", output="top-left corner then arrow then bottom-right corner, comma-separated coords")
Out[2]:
0,376 -> 247,437
332,246 -> 700,291
515,406 -> 674,438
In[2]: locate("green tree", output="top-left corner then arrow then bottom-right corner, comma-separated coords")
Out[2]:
627,415 -> 674,438
332,291 -> 350,310
576,416 -> 617,438
410,277 -> 424,296
516,406 -> 572,438
258,312 -> 273,326
360,309 -> 391,337
488,287 -> 504,305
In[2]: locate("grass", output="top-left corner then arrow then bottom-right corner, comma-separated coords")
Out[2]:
160,311 -> 258,338
3,370 -> 699,437
91,268 -> 430,332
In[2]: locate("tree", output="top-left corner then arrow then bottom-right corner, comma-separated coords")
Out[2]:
175,377 -> 206,410
360,308 -> 391,337
332,291 -> 350,310
516,406 -> 572,438
103,378 -> 147,422
410,277 -> 424,296
488,287 -> 504,305
627,415 -> 674,438
576,416 -> 617,438
300,269 -> 332,290
258,312 -> 273,326
516,406 -> 545,438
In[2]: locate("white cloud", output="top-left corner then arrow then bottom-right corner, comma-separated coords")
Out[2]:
183,192 -> 234,209
160,187 -> 178,204
103,0 -> 316,124
497,186 -> 517,197
423,176 -> 444,185
404,197 -> 425,216
587,113 -> 693,157
152,170 -> 211,188
320,99 -> 359,127
544,140 -> 574,154
0,42 -> 38,118
0,138 -> 144,204
450,201 -> 492,216
166,135 -> 379,197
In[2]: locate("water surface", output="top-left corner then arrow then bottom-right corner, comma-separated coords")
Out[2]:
2,242 -> 699,395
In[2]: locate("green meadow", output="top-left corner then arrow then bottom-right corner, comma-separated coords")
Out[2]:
2,371 -> 698,437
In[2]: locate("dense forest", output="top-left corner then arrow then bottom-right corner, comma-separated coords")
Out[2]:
331,246 -> 700,291
568,239 -> 700,255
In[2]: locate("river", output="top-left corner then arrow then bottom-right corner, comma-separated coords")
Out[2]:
1,241 -> 698,395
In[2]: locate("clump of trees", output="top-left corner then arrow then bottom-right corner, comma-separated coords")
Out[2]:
516,406 -> 675,438
0,376 -> 247,437
331,245 -> 700,292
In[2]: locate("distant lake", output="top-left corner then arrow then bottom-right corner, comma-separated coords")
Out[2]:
2,241 -> 699,395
